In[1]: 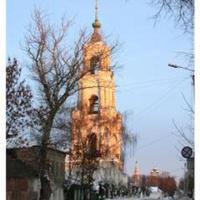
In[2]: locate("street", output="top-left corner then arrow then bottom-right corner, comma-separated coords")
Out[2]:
106,197 -> 192,200
105,192 -> 193,200
106,199 -> 192,200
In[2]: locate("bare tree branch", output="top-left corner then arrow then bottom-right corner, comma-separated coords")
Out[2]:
150,0 -> 194,33
23,8 -> 119,200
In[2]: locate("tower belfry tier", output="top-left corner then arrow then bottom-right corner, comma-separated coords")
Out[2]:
71,1 -> 123,170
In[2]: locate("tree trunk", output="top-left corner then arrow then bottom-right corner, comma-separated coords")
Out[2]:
39,115 -> 54,200
39,174 -> 52,200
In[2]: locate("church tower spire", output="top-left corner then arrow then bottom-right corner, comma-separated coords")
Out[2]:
92,0 -> 101,29
91,0 -> 102,42
132,161 -> 142,186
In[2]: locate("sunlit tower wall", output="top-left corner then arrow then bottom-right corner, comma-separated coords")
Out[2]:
71,9 -> 124,171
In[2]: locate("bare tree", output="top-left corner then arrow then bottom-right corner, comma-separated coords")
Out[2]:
146,0 -> 194,150
24,7 -> 119,199
172,92 -> 194,150
23,9 -> 90,200
122,112 -> 137,165
150,0 -> 194,33
6,58 -> 34,139
159,176 -> 177,196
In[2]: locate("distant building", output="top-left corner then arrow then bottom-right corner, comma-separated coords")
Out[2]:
7,146 -> 66,200
150,168 -> 160,177
132,161 -> 142,186
146,167 -> 160,187
160,171 -> 170,178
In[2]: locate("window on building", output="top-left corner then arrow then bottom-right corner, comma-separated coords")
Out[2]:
89,95 -> 99,114
87,133 -> 97,157
90,56 -> 100,74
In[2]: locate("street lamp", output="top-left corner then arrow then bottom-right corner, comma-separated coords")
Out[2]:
168,64 -> 194,72
169,63 -> 195,197
168,63 -> 194,86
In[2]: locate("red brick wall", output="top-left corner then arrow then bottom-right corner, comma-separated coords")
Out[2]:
7,178 -> 38,200
7,178 -> 28,191
16,148 -> 39,171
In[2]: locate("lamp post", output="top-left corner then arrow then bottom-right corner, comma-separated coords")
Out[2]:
168,64 -> 194,86
169,63 -> 194,197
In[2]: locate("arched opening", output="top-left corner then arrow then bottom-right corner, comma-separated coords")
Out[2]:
89,95 -> 99,114
105,128 -> 110,154
90,56 -> 100,74
87,133 -> 97,157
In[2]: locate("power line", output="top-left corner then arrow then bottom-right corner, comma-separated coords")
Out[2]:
133,77 -> 190,121
117,76 -> 189,90
117,80 -> 183,93
135,134 -> 172,152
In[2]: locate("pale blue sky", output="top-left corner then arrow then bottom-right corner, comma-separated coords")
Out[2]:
7,0 -> 193,179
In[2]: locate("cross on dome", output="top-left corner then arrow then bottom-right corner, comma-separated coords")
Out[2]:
92,0 -> 101,29
90,0 -> 102,43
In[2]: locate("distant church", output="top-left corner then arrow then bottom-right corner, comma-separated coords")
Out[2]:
69,0 -> 126,185
132,161 -> 142,186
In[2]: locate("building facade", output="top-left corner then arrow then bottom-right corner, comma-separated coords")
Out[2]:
70,2 -> 124,186
71,10 -> 123,168
7,147 -> 66,200
150,168 -> 160,177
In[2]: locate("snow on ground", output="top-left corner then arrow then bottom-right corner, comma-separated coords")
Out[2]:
105,198 -> 190,200
105,194 -> 193,200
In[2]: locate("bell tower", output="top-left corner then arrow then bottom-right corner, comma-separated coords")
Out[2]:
71,0 -> 123,170
132,161 -> 142,186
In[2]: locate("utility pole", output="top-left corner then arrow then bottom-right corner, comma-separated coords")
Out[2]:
184,162 -> 188,195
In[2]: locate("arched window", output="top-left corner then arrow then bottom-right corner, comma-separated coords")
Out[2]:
90,56 -> 100,74
87,133 -> 97,157
89,95 -> 99,114
105,128 -> 110,153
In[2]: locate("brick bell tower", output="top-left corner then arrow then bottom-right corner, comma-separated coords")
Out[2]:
71,0 -> 123,170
